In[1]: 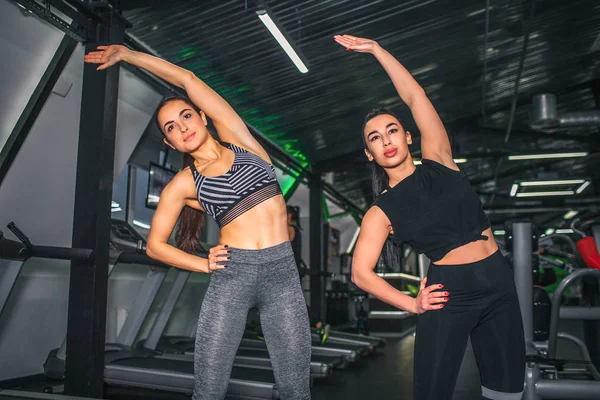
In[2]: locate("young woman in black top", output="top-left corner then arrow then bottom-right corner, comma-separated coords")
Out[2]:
334,35 -> 525,400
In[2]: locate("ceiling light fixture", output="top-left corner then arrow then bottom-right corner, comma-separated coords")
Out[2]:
507,152 -> 588,161
563,210 -> 579,220
256,5 -> 308,74
515,191 -> 575,197
413,158 -> 467,165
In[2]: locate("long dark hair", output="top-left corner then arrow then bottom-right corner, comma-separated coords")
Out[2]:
362,107 -> 405,272
155,96 -> 206,254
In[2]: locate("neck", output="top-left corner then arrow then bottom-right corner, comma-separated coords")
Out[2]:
189,138 -> 225,164
385,156 -> 416,188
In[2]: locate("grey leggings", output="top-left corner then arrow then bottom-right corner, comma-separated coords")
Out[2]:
193,241 -> 312,400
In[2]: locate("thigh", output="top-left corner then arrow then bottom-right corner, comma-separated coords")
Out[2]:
258,256 -> 311,399
470,289 -> 525,397
413,308 -> 478,400
193,271 -> 254,400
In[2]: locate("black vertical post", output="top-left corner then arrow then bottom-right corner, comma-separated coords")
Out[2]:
64,8 -> 126,398
309,173 -> 325,322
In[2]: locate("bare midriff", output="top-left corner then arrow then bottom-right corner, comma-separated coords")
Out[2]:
433,228 -> 499,265
217,194 -> 289,250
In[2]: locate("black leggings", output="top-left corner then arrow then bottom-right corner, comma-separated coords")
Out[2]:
413,250 -> 525,400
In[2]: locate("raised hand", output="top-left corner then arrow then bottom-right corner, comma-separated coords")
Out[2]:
333,34 -> 379,53
413,277 -> 449,314
207,244 -> 229,273
83,45 -> 132,70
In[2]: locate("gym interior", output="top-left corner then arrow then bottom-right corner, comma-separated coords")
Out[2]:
0,1 -> 599,399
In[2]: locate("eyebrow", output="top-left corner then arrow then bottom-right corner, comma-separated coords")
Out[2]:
367,122 -> 399,138
163,108 -> 193,130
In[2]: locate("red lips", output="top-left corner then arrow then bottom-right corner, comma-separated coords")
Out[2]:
183,132 -> 196,142
384,148 -> 398,157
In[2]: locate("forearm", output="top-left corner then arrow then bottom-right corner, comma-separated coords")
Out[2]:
123,50 -> 194,90
146,241 -> 208,273
353,270 -> 417,313
372,45 -> 425,108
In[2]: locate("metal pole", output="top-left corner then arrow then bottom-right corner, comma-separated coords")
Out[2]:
64,8 -> 126,398
512,221 -> 533,343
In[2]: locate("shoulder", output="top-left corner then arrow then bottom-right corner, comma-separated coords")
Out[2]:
420,158 -> 461,173
164,169 -> 196,198
364,205 -> 392,228
222,141 -> 272,164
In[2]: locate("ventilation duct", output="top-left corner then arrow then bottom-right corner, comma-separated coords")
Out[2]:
529,93 -> 600,131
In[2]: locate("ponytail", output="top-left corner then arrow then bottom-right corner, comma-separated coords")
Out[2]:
176,153 -> 205,254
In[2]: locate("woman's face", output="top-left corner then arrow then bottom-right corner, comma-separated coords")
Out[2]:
157,99 -> 210,153
363,114 -> 412,168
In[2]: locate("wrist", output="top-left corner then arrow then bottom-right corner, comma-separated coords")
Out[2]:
371,43 -> 384,57
198,257 -> 209,274
120,49 -> 137,65
409,297 -> 419,314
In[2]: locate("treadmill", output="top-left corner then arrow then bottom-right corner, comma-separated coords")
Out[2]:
8,220 -> 280,399
138,268 -> 347,377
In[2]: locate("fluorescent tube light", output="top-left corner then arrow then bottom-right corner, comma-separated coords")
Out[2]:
133,220 -> 151,229
493,230 -> 506,236
510,184 -> 519,197
555,229 -> 574,234
519,180 -> 585,187
508,152 -> 588,161
257,10 -> 308,73
413,158 -> 467,165
576,181 -> 590,194
563,210 -> 579,220
515,191 -> 574,197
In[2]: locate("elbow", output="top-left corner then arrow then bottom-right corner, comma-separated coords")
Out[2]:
145,241 -> 159,260
406,87 -> 427,108
180,70 -> 197,88
351,270 -> 365,289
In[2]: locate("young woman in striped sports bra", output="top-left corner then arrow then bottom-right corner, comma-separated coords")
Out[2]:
84,46 -> 311,399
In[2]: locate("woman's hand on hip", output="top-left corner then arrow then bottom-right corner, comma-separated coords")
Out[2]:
413,277 -> 448,314
207,244 -> 229,272
84,45 -> 133,70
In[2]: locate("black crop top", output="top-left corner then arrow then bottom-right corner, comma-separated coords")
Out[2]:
371,159 -> 490,262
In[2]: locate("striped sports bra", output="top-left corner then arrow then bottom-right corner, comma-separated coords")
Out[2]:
189,142 -> 282,228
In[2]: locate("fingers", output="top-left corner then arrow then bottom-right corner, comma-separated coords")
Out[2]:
333,35 -> 357,49
96,63 -> 113,71
420,276 -> 427,290
208,244 -> 230,272
424,283 -> 444,294
97,45 -> 109,50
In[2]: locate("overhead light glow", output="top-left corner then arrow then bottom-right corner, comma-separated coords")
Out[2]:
515,191 -> 574,197
510,184 -> 519,197
257,10 -> 308,73
133,220 -> 151,229
519,180 -> 585,187
493,230 -> 506,236
413,158 -> 467,165
555,228 -> 574,234
508,152 -> 588,161
576,181 -> 590,194
563,210 -> 579,220
545,228 -> 555,235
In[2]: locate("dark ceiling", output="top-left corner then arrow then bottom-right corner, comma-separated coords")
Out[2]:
122,0 -> 600,229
